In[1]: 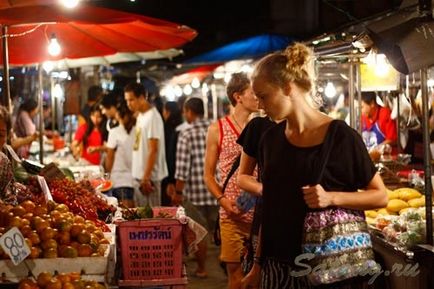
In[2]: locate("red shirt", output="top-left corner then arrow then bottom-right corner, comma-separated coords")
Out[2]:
362,106 -> 397,143
74,123 -> 103,165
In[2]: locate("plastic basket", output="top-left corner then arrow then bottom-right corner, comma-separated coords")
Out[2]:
117,219 -> 183,281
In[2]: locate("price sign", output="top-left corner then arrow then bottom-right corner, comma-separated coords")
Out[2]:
4,144 -> 22,163
0,227 -> 31,265
37,175 -> 53,202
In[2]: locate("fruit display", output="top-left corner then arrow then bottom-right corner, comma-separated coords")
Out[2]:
364,187 -> 425,223
374,209 -> 426,248
0,200 -> 110,260
18,272 -> 106,289
365,186 -> 429,249
23,177 -> 115,229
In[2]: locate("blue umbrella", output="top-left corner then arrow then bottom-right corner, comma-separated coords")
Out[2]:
185,34 -> 294,64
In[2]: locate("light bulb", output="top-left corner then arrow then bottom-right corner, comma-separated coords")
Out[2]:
165,86 -> 175,101
60,0 -> 80,8
174,85 -> 183,97
48,34 -> 61,56
183,84 -> 193,96
191,77 -> 200,89
324,82 -> 336,99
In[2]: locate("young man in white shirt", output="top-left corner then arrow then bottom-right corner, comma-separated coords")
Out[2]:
124,83 -> 168,206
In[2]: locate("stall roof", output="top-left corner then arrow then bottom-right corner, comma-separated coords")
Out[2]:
184,34 -> 294,64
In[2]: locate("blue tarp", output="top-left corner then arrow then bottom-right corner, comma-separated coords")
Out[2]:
185,34 -> 294,64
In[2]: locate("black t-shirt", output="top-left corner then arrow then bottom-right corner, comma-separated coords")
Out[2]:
237,116 -> 275,164
258,119 -> 376,263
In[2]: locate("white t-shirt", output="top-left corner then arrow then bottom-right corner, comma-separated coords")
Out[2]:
106,125 -> 134,188
132,107 -> 168,181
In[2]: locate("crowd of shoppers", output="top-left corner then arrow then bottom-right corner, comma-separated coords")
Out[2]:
0,42 -> 394,289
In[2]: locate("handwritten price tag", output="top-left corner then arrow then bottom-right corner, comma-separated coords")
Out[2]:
37,175 -> 53,202
0,227 -> 30,265
4,144 -> 22,163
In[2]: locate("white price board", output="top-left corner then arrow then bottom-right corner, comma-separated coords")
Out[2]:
37,175 -> 53,202
4,144 -> 22,163
0,227 -> 30,265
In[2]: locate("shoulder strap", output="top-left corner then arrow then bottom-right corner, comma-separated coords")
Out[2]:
221,154 -> 241,194
315,120 -> 340,184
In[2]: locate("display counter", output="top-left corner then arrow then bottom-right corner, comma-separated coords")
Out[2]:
371,232 -> 431,289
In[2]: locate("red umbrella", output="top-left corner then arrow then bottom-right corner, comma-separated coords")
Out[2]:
0,3 -> 197,65
0,2 -> 197,163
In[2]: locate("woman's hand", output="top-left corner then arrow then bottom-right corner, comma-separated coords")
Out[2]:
219,197 -> 241,217
87,146 -> 99,154
241,263 -> 261,289
302,184 -> 334,209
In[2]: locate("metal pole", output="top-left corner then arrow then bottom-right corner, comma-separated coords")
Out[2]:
51,78 -> 55,131
2,26 -> 11,112
211,84 -> 218,121
397,92 -> 401,152
38,65 -> 44,164
421,67 -> 433,245
348,62 -> 356,129
202,87 -> 208,119
356,61 -> 362,134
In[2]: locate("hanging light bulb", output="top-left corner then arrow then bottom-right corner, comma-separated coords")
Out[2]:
48,34 -> 61,56
174,85 -> 183,97
191,77 -> 200,89
60,0 -> 80,8
183,84 -> 193,96
165,86 -> 175,101
324,82 -> 336,99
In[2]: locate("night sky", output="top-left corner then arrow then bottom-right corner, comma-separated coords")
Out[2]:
96,0 -> 401,61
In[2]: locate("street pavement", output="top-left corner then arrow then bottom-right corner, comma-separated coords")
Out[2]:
186,241 -> 227,289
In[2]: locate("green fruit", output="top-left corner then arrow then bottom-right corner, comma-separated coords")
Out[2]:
60,168 -> 75,180
14,165 -> 29,182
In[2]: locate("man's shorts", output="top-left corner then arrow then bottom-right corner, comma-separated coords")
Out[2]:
219,218 -> 251,263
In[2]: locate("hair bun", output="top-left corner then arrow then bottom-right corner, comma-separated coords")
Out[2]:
283,43 -> 313,70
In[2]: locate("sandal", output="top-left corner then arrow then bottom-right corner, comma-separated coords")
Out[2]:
194,271 -> 208,278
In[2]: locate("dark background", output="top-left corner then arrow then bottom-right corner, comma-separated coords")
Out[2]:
97,0 -> 401,60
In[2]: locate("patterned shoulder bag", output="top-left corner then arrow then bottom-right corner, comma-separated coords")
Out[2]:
301,121 -> 380,285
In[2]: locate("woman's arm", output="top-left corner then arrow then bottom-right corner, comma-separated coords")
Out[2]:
303,173 -> 388,210
21,111 -> 36,136
70,140 -> 81,160
11,133 -> 38,150
237,152 -> 262,196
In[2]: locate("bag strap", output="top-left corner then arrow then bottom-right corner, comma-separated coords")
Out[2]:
314,120 -> 340,184
222,154 -> 241,194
